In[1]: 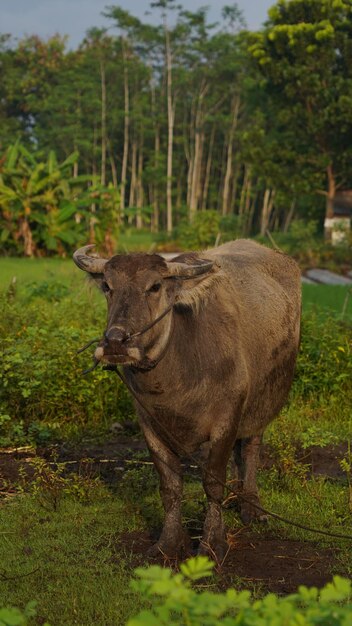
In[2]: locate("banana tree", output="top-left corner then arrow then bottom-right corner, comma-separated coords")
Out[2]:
0,143 -> 88,255
0,141 -> 121,256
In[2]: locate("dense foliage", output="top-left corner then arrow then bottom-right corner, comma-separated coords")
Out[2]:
0,271 -> 351,445
0,281 -> 133,444
0,142 -> 120,256
1,0 -> 352,254
128,557 -> 352,626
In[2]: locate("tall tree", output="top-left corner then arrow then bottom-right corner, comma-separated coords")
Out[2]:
247,0 -> 352,236
151,0 -> 181,234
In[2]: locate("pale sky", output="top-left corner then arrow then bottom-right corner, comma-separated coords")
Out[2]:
1,0 -> 274,47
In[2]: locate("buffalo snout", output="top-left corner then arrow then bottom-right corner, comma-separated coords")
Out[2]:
104,326 -> 129,347
103,326 -> 130,356
98,325 -> 142,364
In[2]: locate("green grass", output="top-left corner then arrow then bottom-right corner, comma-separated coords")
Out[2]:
0,459 -> 351,625
302,283 -> 352,320
0,490 -> 146,625
118,229 -> 156,252
0,257 -> 77,294
0,256 -> 351,623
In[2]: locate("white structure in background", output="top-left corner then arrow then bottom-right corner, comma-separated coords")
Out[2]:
324,191 -> 352,245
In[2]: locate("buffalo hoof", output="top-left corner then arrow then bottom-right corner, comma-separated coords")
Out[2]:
147,531 -> 191,559
198,537 -> 228,563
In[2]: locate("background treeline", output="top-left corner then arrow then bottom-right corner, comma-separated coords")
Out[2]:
1,0 -> 352,256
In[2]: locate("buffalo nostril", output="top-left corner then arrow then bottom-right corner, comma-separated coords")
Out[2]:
106,326 -> 128,344
103,331 -> 109,348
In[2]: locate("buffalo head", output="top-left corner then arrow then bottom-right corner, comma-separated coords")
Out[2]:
73,245 -> 214,369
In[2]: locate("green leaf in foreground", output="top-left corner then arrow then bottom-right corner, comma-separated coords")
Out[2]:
128,557 -> 352,626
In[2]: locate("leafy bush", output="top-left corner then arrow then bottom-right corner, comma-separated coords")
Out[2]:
219,214 -> 245,241
24,280 -> 70,302
176,212 -> 247,250
0,142 -> 120,257
0,285 -> 133,444
176,211 -> 221,249
128,556 -> 352,626
295,313 -> 352,395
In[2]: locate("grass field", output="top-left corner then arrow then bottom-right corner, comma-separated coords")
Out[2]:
0,256 -> 351,625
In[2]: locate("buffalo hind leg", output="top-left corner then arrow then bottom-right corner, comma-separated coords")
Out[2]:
140,418 -> 189,558
232,435 -> 267,524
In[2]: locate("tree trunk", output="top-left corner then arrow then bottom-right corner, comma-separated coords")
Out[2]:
152,125 -> 160,233
165,22 -> 174,234
120,40 -> 130,214
201,125 -> 215,210
20,218 -> 35,257
283,200 -> 296,233
136,131 -> 144,230
189,104 -> 204,219
90,125 -> 98,243
186,100 -> 196,210
221,96 -> 240,216
245,190 -> 258,236
243,175 -> 252,235
217,138 -> 227,212
230,163 -> 239,214
151,81 -> 159,233
100,59 -> 107,186
176,163 -> 183,211
260,188 -> 275,236
239,165 -> 250,216
108,140 -> 118,189
129,134 -> 138,221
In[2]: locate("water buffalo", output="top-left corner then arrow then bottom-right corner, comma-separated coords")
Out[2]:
73,240 -> 301,559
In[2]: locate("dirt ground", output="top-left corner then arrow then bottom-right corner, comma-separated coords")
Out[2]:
0,438 -> 349,594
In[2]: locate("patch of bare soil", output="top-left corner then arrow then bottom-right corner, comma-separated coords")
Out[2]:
0,438 -> 348,594
115,528 -> 339,594
0,439 -> 347,488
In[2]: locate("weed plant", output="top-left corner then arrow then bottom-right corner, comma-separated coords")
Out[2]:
127,556 -> 352,626
0,269 -> 351,446
0,281 -> 134,445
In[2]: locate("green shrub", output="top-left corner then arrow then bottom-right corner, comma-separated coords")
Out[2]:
176,211 -> 221,249
0,286 -> 133,444
219,214 -> 245,241
128,556 -> 352,626
295,313 -> 352,395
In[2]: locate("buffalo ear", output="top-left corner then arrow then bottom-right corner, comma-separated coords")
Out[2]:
165,256 -> 218,308
165,257 -> 214,279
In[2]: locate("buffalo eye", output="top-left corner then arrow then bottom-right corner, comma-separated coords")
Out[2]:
148,282 -> 162,294
101,281 -> 111,294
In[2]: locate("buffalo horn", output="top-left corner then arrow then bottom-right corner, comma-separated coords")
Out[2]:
166,259 -> 213,278
73,245 -> 108,274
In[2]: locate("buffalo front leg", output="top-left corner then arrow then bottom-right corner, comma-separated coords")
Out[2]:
232,435 -> 267,524
200,437 -> 234,561
139,417 -> 189,558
